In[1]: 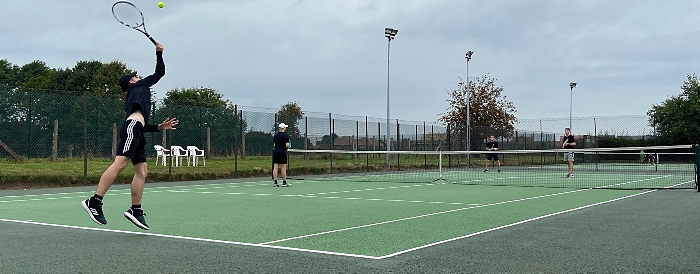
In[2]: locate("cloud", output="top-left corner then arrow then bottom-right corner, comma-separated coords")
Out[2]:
2,0 -> 699,127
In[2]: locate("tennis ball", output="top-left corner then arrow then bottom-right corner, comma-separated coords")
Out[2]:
158,2 -> 164,8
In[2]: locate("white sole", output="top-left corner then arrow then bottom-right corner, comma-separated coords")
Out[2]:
81,200 -> 106,225
124,211 -> 150,230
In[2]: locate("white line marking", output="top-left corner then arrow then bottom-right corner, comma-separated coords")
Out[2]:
0,219 -> 381,260
0,180 -> 285,200
259,177 -> 677,245
376,180 -> 693,259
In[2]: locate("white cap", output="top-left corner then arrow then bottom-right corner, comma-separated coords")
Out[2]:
278,123 -> 288,128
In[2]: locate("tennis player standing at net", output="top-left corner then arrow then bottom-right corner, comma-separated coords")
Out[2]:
484,135 -> 501,173
563,128 -> 576,178
272,123 -> 291,187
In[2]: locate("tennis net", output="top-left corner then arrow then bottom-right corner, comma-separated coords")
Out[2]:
287,145 -> 698,190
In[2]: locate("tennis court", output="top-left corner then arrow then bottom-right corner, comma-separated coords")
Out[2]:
2,167 -> 699,273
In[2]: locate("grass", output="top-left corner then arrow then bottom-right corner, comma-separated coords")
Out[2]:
2,152 -> 676,190
0,154 -> 444,190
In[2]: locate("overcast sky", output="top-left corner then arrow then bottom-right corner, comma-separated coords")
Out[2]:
2,0 -> 699,128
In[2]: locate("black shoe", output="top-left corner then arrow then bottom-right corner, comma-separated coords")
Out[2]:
498,169 -> 501,173
484,169 -> 489,172
124,208 -> 150,230
282,182 -> 291,187
82,199 -> 107,225
274,183 -> 280,187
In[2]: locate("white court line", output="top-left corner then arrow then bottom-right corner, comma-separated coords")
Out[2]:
0,218 -> 381,260
377,180 -> 693,259
1,180 -> 689,260
260,188 -> 586,245
0,180 -> 279,199
259,176 -> 674,245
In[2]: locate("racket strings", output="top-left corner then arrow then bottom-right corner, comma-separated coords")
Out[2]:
112,3 -> 145,28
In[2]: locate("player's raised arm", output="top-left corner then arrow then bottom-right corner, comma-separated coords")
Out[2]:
140,43 -> 165,87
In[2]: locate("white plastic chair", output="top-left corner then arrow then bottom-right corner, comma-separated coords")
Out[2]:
154,145 -> 170,166
187,146 -> 206,166
170,146 -> 189,167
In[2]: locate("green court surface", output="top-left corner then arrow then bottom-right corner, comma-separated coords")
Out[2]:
1,174 -> 699,273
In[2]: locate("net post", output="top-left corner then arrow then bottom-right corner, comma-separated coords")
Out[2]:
433,148 -> 447,184
439,149 -> 443,179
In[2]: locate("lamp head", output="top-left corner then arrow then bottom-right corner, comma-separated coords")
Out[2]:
465,51 -> 474,60
385,28 -> 398,39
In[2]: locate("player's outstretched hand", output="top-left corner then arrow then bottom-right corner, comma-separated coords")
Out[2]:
159,117 -> 178,130
156,43 -> 164,52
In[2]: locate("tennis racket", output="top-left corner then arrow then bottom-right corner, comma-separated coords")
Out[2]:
112,1 -> 157,45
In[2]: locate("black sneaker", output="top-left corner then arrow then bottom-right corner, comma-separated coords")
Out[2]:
124,208 -> 150,230
484,169 -> 489,172
282,182 -> 291,187
82,199 -> 107,225
274,183 -> 280,187
498,169 -> 501,173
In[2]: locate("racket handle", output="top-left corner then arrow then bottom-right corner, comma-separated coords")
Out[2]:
144,33 -> 157,45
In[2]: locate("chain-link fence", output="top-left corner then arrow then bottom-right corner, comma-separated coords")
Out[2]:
0,89 -> 660,186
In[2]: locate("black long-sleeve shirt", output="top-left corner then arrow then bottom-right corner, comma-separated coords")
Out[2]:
124,51 -> 165,131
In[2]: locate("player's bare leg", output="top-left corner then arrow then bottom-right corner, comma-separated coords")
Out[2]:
130,162 -> 148,205
280,164 -> 290,187
567,161 -> 574,177
123,162 -> 150,230
82,156 -> 130,225
95,156 -> 131,196
272,163 -> 280,187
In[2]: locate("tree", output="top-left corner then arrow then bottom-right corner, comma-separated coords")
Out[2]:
16,61 -> 51,92
245,130 -> 273,156
439,74 -> 517,150
162,87 -> 246,156
89,60 -> 132,96
647,74 -> 700,145
0,59 -> 19,89
276,102 -> 304,147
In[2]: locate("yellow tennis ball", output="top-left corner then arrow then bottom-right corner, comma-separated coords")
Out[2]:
158,2 -> 164,8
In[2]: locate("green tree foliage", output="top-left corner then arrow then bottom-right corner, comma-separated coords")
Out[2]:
2,59 -> 132,94
90,60 -> 132,96
597,135 -> 657,148
647,74 -> 700,145
276,102 -> 304,148
0,59 -> 20,89
16,61 -> 51,91
162,87 -> 246,156
245,130 -> 273,156
439,74 -> 517,150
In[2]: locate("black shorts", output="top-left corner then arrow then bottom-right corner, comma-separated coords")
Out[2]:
116,119 -> 147,165
272,149 -> 288,164
486,154 -> 499,161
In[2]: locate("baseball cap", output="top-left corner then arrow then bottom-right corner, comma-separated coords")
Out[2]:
278,123 -> 289,128
119,72 -> 138,92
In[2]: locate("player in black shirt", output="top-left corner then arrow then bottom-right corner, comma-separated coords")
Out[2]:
272,123 -> 291,187
82,43 -> 178,230
484,135 -> 501,173
562,128 -> 577,178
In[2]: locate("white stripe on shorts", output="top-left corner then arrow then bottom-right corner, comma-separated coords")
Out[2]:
122,120 -> 138,153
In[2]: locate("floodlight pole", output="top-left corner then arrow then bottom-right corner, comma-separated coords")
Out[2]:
569,82 -> 577,130
385,28 -> 397,166
465,51 -> 473,154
